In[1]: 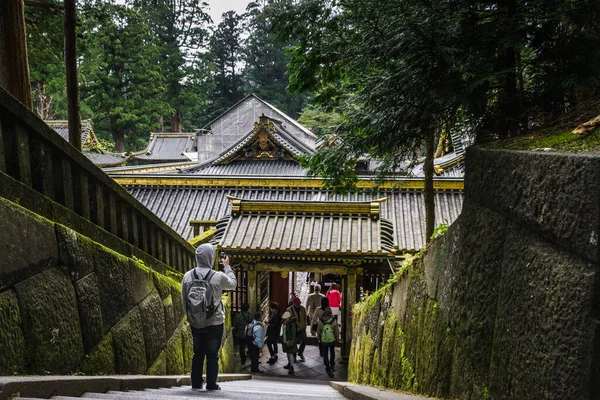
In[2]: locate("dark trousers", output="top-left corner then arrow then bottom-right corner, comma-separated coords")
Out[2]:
267,339 -> 278,357
237,337 -> 247,364
248,342 -> 260,372
191,324 -> 224,388
322,342 -> 335,370
297,329 -> 307,355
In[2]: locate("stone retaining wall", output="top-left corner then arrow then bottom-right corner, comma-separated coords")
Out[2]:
349,148 -> 600,400
0,196 -> 234,376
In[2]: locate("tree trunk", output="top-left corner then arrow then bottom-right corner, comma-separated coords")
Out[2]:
0,0 -> 33,110
110,117 -> 125,152
64,0 -> 82,151
112,131 -> 125,153
424,124 -> 436,244
170,109 -> 183,132
158,115 -> 164,132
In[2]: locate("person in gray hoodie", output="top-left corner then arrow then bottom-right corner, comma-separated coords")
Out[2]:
182,244 -> 237,391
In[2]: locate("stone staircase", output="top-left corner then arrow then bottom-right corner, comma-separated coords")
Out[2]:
13,376 -> 345,400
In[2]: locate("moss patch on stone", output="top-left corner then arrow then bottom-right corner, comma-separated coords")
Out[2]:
166,324 -> 185,375
0,289 -> 25,374
74,273 -> 104,352
15,268 -> 84,374
181,321 -> 193,372
163,295 -> 176,339
95,249 -> 134,330
81,333 -> 116,375
485,126 -> 600,153
139,291 -> 166,367
146,351 -> 167,375
111,307 -> 147,374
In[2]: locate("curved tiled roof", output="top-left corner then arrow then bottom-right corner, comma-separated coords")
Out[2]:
124,185 -> 463,252
133,133 -> 196,162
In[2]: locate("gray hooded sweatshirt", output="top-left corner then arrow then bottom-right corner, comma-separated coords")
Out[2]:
181,244 -> 237,326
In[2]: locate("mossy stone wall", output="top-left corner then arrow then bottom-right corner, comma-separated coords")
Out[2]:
349,149 -> 599,400
0,196 -> 234,376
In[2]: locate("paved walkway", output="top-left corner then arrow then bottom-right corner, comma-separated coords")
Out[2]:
235,272 -> 348,381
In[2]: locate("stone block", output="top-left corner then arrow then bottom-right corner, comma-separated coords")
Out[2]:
489,223 -> 596,400
146,351 -> 167,375
0,290 -> 25,374
466,147 -> 600,264
56,224 -> 96,281
14,268 -> 84,374
95,249 -> 134,330
171,284 -> 184,325
138,291 -> 166,367
166,325 -> 185,375
163,295 -> 175,339
181,321 -> 193,370
111,307 -> 146,374
74,273 -> 104,351
130,260 -> 155,304
0,197 -> 58,289
81,333 -> 116,375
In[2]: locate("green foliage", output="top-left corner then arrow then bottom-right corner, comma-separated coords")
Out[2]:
206,11 -> 246,119
486,127 -> 600,153
297,104 -> 342,136
241,1 -> 308,119
25,0 -> 69,120
431,221 -> 449,241
79,2 -> 171,152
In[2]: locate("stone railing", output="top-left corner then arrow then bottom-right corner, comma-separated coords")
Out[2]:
0,87 -> 195,273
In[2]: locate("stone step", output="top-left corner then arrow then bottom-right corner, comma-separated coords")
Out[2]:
82,390 -> 213,400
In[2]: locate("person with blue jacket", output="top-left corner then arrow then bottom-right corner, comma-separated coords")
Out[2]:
248,311 -> 265,373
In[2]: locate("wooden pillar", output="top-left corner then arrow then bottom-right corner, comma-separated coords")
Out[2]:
15,124 -> 31,186
342,267 -> 361,361
247,264 -> 258,313
62,159 -> 74,210
0,120 -> 5,173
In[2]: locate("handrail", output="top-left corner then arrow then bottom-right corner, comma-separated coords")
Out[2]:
0,87 -> 195,272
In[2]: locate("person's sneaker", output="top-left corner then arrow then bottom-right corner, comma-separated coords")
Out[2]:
288,367 -> 295,375
267,357 -> 276,364
327,370 -> 334,378
283,364 -> 290,370
206,384 -> 221,391
191,384 -> 203,390
298,354 -> 306,362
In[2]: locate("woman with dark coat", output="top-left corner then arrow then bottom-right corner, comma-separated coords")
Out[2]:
266,302 -> 281,364
281,311 -> 297,375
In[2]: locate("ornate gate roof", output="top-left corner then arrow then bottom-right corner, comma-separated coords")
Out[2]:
213,196 -> 396,262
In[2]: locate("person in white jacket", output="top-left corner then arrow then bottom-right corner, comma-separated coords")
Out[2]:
182,244 -> 237,391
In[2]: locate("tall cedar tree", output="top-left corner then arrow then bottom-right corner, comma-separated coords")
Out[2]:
207,11 -> 245,119
132,0 -> 211,132
79,3 -> 170,152
242,0 -> 307,118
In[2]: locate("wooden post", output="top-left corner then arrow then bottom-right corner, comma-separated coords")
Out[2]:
0,0 -> 33,110
37,140 -> 53,198
342,267 -> 360,361
63,0 -> 81,151
15,124 -> 31,186
0,120 -> 5,172
95,184 -> 104,228
62,159 -> 74,210
108,193 -> 117,234
247,264 -> 258,313
80,173 -> 90,219
131,212 -> 139,247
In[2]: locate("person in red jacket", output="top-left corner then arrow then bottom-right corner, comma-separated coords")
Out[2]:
325,283 -> 342,322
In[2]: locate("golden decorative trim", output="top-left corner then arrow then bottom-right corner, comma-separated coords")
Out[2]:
108,163 -> 196,174
113,176 -> 465,191
225,196 -> 386,217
